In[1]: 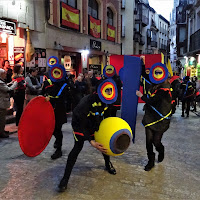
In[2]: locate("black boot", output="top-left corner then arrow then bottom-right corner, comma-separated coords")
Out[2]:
51,149 -> 62,160
144,153 -> 155,171
53,141 -> 58,149
58,177 -> 68,192
0,132 -> 9,138
158,147 -> 165,163
181,112 -> 184,117
105,161 -> 116,175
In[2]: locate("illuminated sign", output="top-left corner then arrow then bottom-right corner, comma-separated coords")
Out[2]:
0,20 -> 16,35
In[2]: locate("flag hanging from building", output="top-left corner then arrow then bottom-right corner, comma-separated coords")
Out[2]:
107,24 -> 115,42
61,2 -> 80,30
167,59 -> 173,77
89,16 -> 101,38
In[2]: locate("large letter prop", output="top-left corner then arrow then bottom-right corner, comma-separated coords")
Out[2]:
95,117 -> 132,156
121,56 -> 141,143
18,96 -> 55,157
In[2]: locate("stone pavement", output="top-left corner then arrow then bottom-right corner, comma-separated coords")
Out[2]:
0,104 -> 199,200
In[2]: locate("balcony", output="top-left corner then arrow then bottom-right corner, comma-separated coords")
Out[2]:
151,41 -> 157,48
121,26 -> 125,38
186,0 -> 195,8
141,15 -> 149,27
160,44 -> 167,50
137,3 -> 149,27
121,0 -> 125,9
189,29 -> 200,52
133,33 -> 140,42
139,36 -> 145,45
183,39 -> 187,54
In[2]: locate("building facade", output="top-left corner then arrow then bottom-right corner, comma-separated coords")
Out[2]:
0,0 -> 121,77
182,0 -> 200,79
158,15 -> 170,63
121,0 -> 135,55
169,0 -> 179,72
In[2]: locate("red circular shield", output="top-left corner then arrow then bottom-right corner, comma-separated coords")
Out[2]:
18,96 -> 55,157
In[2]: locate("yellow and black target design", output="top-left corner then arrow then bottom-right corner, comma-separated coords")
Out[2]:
49,64 -> 66,82
97,79 -> 118,104
103,65 -> 116,78
145,68 -> 150,75
149,63 -> 168,84
47,56 -> 59,67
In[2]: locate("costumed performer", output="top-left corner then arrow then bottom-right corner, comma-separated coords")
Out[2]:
136,63 -> 172,171
58,78 -> 118,192
42,56 -> 69,160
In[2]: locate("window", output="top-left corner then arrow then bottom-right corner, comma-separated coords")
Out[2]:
107,8 -> 113,25
88,0 -> 98,19
61,0 -> 77,8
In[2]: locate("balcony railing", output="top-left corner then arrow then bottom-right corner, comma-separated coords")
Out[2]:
133,33 -> 140,42
139,36 -> 145,45
160,44 -> 167,50
141,15 -> 149,26
151,41 -> 157,48
189,29 -> 200,52
121,26 -> 125,38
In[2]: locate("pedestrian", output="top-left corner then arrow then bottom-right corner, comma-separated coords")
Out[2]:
74,73 -> 86,107
2,60 -> 13,83
58,79 -> 118,192
25,68 -> 41,105
12,64 -> 26,126
136,63 -> 172,171
85,69 -> 98,94
42,60 -> 69,160
180,76 -> 195,117
0,69 -> 18,138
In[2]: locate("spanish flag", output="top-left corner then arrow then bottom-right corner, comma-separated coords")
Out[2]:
107,24 -> 115,42
90,16 -> 101,38
61,2 -> 79,30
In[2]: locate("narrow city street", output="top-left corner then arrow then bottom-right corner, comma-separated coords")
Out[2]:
0,104 -> 199,200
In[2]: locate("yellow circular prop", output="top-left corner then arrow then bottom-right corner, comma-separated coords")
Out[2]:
94,117 -> 132,156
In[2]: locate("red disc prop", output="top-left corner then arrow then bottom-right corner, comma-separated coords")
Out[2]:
18,96 -> 55,157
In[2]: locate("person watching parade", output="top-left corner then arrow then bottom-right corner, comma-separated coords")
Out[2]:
0,69 -> 18,138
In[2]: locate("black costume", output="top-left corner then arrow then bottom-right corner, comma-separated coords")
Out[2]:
180,77 -> 195,117
42,79 -> 68,159
141,82 -> 172,171
59,93 -> 116,192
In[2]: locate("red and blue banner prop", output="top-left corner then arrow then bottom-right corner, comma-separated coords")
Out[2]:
97,78 -> 118,104
121,56 -> 141,142
103,65 -> 116,78
18,96 -> 55,157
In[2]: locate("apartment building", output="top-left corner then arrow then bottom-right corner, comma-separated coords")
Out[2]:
0,0 -> 121,76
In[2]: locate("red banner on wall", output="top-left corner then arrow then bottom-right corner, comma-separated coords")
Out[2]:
89,16 -> 101,38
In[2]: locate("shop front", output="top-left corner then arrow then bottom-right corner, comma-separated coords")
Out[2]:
184,56 -> 200,80
0,19 -> 17,68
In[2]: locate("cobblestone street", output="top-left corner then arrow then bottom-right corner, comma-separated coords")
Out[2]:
0,104 -> 199,200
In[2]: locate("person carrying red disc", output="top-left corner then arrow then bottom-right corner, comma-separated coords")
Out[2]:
41,56 -> 69,160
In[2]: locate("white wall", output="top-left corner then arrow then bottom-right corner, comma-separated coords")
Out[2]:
121,0 -> 134,55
